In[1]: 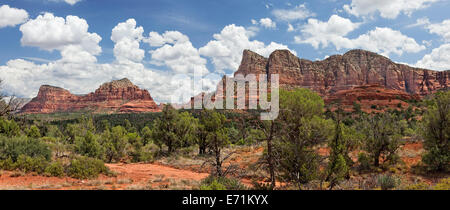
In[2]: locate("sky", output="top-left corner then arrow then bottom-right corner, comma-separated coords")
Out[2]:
0,0 -> 449,103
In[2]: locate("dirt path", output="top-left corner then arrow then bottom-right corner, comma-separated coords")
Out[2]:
0,163 -> 210,190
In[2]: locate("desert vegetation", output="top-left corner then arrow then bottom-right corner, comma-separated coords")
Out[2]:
0,79 -> 449,190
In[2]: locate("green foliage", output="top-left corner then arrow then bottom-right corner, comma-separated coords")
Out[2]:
357,113 -> 402,167
0,118 -> 21,137
44,161 -> 65,177
377,174 -> 400,190
141,126 -> 152,145
275,88 -> 333,189
102,126 -> 129,163
357,152 -> 371,172
199,175 -> 246,190
420,91 -> 449,172
14,155 -> 49,174
74,131 -> 104,159
67,156 -> 109,179
199,179 -> 227,190
152,106 -> 198,154
0,136 -> 51,162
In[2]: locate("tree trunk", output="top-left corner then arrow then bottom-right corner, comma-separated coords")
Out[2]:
267,121 -> 276,189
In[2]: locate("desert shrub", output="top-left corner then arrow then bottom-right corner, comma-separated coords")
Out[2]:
433,178 -> 450,190
27,125 -> 41,138
377,174 -> 400,190
0,136 -> 51,162
357,152 -> 371,172
44,161 -> 65,177
0,157 -> 15,170
200,175 -> 247,190
200,179 -> 227,190
74,131 -> 104,159
404,182 -> 430,190
67,156 -> 109,179
0,118 -> 21,137
14,155 -> 49,174
420,91 -> 449,172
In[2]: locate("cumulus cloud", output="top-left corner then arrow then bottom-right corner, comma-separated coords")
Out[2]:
0,5 -> 29,28
343,0 -> 439,19
111,19 -> 145,63
294,15 -> 361,50
199,24 -> 296,73
19,13 -> 102,62
259,18 -> 277,29
272,4 -> 315,22
295,15 -> 424,56
415,43 -> 450,70
1,17 -> 294,104
351,27 -> 426,56
426,19 -> 450,42
145,31 -> 209,75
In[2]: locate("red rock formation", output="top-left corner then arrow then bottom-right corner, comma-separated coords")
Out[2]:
20,78 -> 160,114
235,49 -> 449,97
231,49 -> 449,106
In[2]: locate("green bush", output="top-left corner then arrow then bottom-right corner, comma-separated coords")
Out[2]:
357,152 -> 371,172
200,179 -> 227,190
67,156 -> 110,179
14,155 -> 49,174
44,161 -> 65,177
0,136 -> 51,162
377,174 -> 400,190
200,176 -> 246,190
0,157 -> 15,170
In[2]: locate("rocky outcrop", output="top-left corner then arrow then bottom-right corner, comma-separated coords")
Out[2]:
234,49 -> 449,98
20,78 -> 160,114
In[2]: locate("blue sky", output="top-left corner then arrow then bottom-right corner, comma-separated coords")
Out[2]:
0,0 -> 449,103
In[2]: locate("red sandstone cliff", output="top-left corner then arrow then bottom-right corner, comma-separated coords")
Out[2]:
20,78 -> 160,113
235,49 -> 448,96
186,49 -> 448,110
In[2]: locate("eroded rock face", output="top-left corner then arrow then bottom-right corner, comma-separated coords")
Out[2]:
234,49 -> 449,97
21,78 -> 160,113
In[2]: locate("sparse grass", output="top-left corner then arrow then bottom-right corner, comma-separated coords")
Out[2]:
117,178 -> 133,184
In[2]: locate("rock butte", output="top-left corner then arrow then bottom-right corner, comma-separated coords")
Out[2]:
188,49 -> 449,109
20,78 -> 160,113
21,49 -> 449,114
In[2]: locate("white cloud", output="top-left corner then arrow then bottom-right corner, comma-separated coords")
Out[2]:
426,19 -> 450,42
49,0 -> 82,5
0,5 -> 29,28
1,18 -> 296,104
415,43 -> 450,70
199,24 -> 296,73
111,19 -> 145,63
259,18 -> 277,29
287,23 -> 295,32
406,17 -> 430,28
294,15 -> 361,49
351,27 -> 426,56
343,0 -> 439,19
272,4 -> 315,22
19,13 -> 101,63
64,0 -> 82,5
295,15 -> 425,56
145,31 -> 209,75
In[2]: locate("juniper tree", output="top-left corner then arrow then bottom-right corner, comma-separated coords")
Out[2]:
421,91 -> 449,172
275,88 -> 334,190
